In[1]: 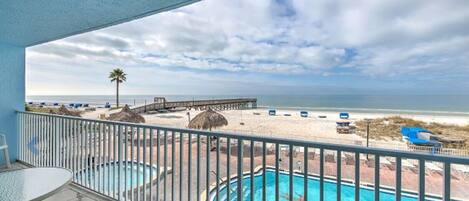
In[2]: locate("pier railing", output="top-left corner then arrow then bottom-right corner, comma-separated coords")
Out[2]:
17,111 -> 469,201
130,98 -> 257,113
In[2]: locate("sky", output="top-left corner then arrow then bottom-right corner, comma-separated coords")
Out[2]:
26,0 -> 469,96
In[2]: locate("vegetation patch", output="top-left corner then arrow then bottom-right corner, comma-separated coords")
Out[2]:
355,116 -> 469,147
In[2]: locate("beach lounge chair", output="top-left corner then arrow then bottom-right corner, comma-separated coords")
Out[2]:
268,109 -> 276,116
426,162 -> 443,175
300,111 -> 308,118
402,159 -> 418,173
336,121 -> 352,134
339,112 -> 349,119
401,127 -> 441,147
453,164 -> 469,179
0,133 -> 11,169
380,157 -> 394,170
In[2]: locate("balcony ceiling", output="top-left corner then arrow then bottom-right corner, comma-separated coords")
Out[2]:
0,0 -> 198,47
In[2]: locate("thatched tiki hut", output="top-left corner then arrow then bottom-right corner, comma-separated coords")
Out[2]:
188,108 -> 228,130
50,105 -> 81,117
107,105 -> 145,123
188,108 -> 228,151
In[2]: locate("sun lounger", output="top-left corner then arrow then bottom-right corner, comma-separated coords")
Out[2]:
425,162 -> 443,175
300,111 -> 308,118
402,159 -> 418,173
453,164 -> 469,179
339,112 -> 349,119
380,157 -> 394,170
268,109 -> 276,116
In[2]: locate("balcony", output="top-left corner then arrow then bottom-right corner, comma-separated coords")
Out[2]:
12,111 -> 469,201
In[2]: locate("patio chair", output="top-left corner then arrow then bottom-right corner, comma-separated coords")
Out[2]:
0,133 -> 11,169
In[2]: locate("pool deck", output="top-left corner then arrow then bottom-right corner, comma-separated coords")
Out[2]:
129,137 -> 469,200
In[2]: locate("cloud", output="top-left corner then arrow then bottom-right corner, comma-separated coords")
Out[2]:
26,0 -> 469,95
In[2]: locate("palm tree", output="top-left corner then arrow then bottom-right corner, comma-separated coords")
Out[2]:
109,68 -> 126,108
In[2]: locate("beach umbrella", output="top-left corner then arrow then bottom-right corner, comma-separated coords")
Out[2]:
52,105 -> 81,117
107,105 -> 145,123
188,108 -> 228,130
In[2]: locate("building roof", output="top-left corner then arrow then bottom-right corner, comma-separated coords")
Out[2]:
0,0 -> 198,47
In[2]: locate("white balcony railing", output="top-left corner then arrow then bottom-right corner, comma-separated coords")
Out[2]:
17,111 -> 469,201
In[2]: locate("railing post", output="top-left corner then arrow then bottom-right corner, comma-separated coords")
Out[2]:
237,139 -> 244,201
443,162 -> 451,201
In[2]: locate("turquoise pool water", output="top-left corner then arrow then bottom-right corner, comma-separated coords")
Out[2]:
210,169 -> 438,201
75,161 -> 157,195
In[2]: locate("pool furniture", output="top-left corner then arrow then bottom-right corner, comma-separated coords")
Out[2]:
400,127 -> 441,147
339,112 -> 349,119
336,121 -> 354,134
318,115 -> 327,118
105,102 -> 111,108
402,159 -> 418,173
0,167 -> 72,201
268,109 -> 276,116
283,113 -> 291,116
426,162 -> 443,175
0,134 -> 11,168
300,111 -> 308,117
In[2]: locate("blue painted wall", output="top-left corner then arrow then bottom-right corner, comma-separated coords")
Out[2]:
0,43 -> 25,164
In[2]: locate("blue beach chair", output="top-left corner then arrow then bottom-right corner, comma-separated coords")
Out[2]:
300,111 -> 308,117
339,112 -> 349,119
268,109 -> 276,116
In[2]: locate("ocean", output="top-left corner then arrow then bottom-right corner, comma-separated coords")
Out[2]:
26,95 -> 469,116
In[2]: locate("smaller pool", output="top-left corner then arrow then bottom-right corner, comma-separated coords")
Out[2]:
75,161 -> 158,196
209,169 -> 448,201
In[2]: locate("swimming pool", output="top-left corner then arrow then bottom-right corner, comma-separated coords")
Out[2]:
75,161 -> 158,196
209,169 -> 444,201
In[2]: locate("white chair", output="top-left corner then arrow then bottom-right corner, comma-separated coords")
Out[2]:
0,133 -> 11,169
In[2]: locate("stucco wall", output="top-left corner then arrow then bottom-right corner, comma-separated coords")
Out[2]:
0,43 -> 25,164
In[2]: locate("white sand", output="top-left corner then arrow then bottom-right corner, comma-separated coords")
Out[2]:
83,108 -> 469,149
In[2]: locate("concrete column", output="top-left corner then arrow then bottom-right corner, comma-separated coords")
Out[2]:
0,43 -> 25,163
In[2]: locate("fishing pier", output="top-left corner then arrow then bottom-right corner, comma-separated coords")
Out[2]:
131,97 -> 257,113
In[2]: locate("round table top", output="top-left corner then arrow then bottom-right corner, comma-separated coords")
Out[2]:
0,167 -> 72,201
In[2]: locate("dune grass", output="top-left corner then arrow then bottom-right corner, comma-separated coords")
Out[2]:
355,116 -> 469,147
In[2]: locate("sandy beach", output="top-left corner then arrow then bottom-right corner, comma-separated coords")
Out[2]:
82,108 -> 469,150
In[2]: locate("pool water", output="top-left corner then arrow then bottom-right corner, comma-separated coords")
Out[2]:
211,169 -> 437,201
75,161 -> 157,195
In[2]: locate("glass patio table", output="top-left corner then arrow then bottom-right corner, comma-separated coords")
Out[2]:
0,167 -> 72,201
